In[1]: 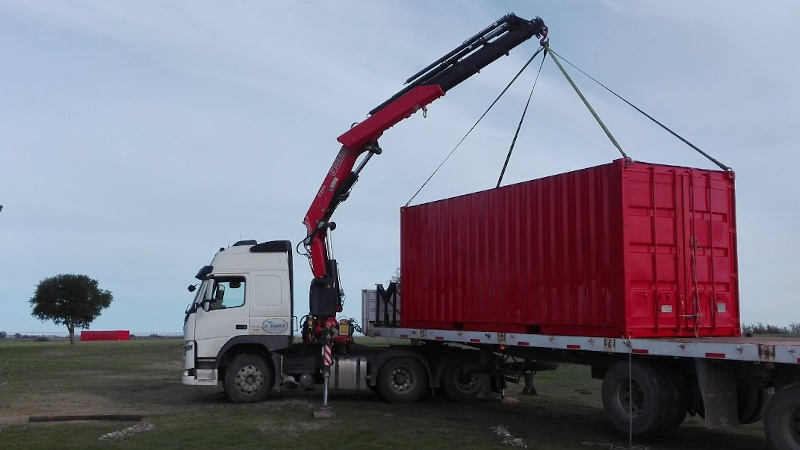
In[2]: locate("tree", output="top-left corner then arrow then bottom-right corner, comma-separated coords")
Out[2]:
29,274 -> 113,345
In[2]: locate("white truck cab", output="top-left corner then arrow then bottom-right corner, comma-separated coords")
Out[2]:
182,240 -> 294,397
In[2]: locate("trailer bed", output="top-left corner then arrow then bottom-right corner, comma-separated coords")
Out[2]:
368,326 -> 800,365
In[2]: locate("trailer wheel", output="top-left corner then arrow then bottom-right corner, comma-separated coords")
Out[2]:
738,379 -> 768,425
764,383 -> 800,450
223,353 -> 273,403
441,357 -> 489,403
602,360 -> 667,435
376,357 -> 427,403
654,366 -> 689,432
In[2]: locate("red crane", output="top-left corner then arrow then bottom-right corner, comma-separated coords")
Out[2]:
300,13 -> 548,343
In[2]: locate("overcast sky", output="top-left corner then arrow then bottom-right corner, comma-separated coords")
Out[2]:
1,1 -> 798,335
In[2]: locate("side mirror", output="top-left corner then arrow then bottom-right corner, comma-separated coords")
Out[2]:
188,285 -> 196,293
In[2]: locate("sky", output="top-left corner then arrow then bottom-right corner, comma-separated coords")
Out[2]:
1,1 -> 798,335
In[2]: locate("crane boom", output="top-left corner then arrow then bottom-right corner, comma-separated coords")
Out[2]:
301,13 -> 547,335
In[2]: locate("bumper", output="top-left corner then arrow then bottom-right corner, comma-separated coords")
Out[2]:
182,368 -> 218,386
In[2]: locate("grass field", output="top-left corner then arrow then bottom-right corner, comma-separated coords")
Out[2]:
0,338 -> 767,449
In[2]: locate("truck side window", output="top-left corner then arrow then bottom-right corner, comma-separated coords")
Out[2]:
210,277 -> 246,310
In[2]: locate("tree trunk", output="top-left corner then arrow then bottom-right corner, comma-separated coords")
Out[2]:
68,323 -> 75,346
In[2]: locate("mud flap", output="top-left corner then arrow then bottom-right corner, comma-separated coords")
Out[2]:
696,359 -> 739,428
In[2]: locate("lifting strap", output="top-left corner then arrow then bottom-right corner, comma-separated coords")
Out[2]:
496,48 -> 547,188
547,47 -> 731,171
405,46 -> 546,207
407,43 -> 732,208
547,45 -> 629,160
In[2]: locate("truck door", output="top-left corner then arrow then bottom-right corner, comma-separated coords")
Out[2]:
194,275 -> 250,358
249,273 -> 292,339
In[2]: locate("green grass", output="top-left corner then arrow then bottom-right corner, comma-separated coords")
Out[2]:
0,338 -> 767,449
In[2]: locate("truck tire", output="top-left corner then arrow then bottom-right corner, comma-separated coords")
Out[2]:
441,356 -> 490,403
764,383 -> 800,450
738,379 -> 768,425
602,360 -> 668,435
223,353 -> 273,403
376,357 -> 427,403
654,366 -> 689,432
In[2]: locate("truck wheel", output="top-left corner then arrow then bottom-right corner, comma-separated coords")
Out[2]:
764,383 -> 800,450
738,379 -> 768,425
602,360 -> 667,435
441,357 -> 489,402
223,353 -> 273,403
654,366 -> 689,432
377,357 -> 427,403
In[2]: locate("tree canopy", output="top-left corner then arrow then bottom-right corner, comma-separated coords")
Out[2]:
29,274 -> 113,345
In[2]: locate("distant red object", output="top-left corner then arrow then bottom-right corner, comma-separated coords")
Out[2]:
80,330 -> 130,341
400,159 -> 740,338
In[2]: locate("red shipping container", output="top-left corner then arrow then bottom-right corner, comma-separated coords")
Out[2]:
400,159 -> 740,338
80,330 -> 130,341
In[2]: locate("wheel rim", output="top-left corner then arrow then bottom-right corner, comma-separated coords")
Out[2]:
615,377 -> 645,417
453,368 -> 480,394
390,367 -> 415,392
235,364 -> 264,394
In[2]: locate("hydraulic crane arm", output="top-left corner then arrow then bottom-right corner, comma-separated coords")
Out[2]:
302,13 -> 547,324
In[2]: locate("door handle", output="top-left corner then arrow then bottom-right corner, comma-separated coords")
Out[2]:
235,324 -> 247,330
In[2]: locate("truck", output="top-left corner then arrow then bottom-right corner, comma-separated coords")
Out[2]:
181,13 -> 800,450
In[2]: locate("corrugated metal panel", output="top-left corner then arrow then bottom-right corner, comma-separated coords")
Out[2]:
400,159 -> 739,338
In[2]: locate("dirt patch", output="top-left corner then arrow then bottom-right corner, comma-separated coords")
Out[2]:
270,398 -> 315,410
1,392 -> 136,425
254,398 -> 329,437
259,419 -> 327,437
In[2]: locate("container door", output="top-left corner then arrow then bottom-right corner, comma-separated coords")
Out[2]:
683,170 -> 739,335
625,166 -> 684,335
624,163 -> 740,337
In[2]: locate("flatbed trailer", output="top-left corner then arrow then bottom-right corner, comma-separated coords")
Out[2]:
369,326 -> 800,366
359,289 -> 800,449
